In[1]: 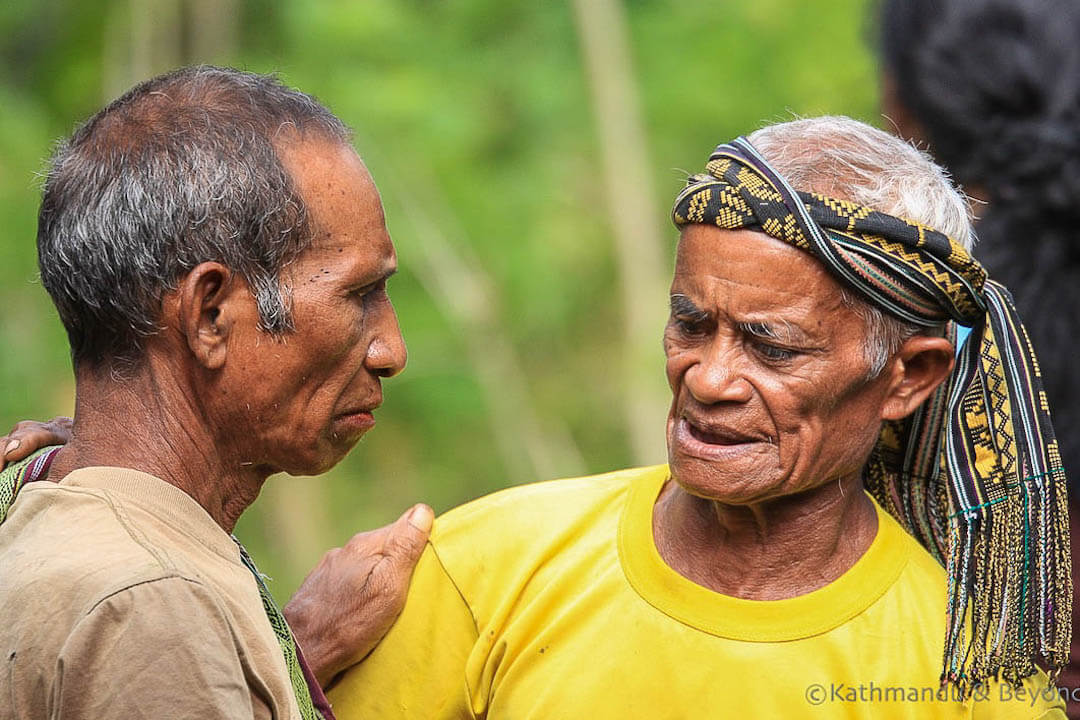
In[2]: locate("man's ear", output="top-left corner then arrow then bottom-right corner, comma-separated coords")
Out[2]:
171,262 -> 243,370
880,335 -> 956,421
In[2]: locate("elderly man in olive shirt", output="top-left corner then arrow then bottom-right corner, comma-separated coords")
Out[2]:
0,66 -> 431,719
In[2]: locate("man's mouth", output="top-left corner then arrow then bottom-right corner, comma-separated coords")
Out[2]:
672,416 -> 771,460
339,403 -> 379,416
683,417 -> 762,446
333,409 -> 377,435
338,393 -> 383,418
333,398 -> 382,434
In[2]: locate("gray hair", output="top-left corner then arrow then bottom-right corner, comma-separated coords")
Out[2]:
37,65 -> 351,369
747,116 -> 974,377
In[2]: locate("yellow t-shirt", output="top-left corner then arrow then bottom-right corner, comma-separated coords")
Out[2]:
329,465 -> 1065,719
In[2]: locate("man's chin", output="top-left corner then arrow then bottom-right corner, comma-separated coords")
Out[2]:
668,455 -> 783,506
279,438 -> 362,477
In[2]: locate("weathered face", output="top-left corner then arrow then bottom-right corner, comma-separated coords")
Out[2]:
217,138 -> 406,476
664,225 -> 896,505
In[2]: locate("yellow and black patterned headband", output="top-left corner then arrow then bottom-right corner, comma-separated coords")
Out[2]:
673,138 -> 987,326
672,137 -> 1070,691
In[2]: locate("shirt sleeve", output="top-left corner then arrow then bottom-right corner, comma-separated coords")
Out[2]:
53,575 -> 260,719
327,543 -> 481,720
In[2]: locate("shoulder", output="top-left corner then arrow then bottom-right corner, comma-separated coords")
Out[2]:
872,499 -> 950,592
4,483 -> 167,565
0,482 -> 212,637
856,497 -> 954,651
424,465 -> 666,611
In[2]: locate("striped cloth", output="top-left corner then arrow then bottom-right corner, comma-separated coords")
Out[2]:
672,137 -> 1070,691
0,447 -> 59,523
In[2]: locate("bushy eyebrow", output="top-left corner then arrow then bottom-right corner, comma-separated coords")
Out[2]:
670,293 -> 710,322
670,293 -> 817,346
739,320 -> 780,340
738,319 -> 809,345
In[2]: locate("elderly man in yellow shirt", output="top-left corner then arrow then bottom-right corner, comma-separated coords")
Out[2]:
328,117 -> 1068,719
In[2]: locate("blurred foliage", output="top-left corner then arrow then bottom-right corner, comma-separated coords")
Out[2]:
0,0 -> 879,602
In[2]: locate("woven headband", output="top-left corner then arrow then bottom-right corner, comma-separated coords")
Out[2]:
672,137 -> 1070,690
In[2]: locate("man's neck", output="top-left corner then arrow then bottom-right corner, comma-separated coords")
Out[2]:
47,360 -> 267,533
652,475 -> 878,600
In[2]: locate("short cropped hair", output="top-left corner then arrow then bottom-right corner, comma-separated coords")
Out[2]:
37,65 -> 350,369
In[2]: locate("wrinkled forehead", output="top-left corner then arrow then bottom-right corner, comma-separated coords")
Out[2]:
672,225 -> 849,319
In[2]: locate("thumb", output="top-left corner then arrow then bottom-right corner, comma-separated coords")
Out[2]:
383,503 -> 434,572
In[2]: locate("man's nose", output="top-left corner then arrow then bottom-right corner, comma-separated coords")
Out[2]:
366,302 -> 407,378
684,341 -> 753,405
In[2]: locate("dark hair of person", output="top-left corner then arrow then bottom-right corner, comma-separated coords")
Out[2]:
37,65 -> 351,370
879,0 -> 1080,484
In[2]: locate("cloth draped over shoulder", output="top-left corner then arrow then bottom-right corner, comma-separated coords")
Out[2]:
671,137 -> 1070,691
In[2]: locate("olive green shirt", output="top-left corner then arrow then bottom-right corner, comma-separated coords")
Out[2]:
0,466 -> 303,720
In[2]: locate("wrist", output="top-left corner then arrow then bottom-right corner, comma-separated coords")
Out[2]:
284,598 -> 341,688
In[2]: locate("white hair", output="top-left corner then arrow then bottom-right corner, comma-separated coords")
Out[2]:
748,116 -> 974,376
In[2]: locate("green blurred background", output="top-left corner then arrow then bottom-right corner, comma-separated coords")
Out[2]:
0,0 -> 880,602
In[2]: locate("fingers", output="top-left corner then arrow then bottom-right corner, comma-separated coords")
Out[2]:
344,503 -> 433,557
284,504 -> 435,686
1,417 -> 73,468
388,504 -> 435,568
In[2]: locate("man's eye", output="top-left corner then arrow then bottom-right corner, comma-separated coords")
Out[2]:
754,342 -> 795,362
353,280 -> 386,299
672,316 -> 706,335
